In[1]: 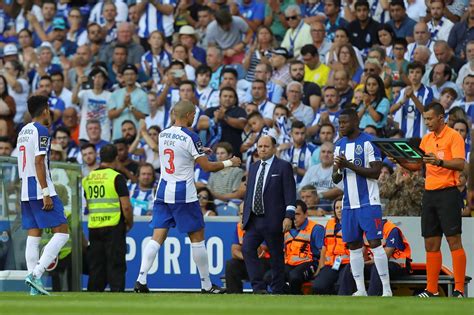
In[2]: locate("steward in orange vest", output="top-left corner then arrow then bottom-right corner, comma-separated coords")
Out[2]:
312,199 -> 351,295
282,200 -> 325,294
338,219 -> 412,296
225,207 -> 271,293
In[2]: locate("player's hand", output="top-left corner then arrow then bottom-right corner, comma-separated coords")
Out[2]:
282,218 -> 292,233
334,154 -> 350,169
202,147 -> 213,155
423,153 -> 439,166
42,196 -> 53,211
230,156 -> 241,167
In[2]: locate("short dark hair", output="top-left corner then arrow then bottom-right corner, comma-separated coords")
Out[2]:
339,108 -> 359,119
354,0 -> 370,9
114,43 -> 128,53
195,64 -> 212,76
42,0 -> 57,9
215,142 -> 233,155
179,80 -> 196,90
440,87 -> 458,99
247,111 -> 263,121
121,120 -> 136,127
453,119 -> 469,131
300,44 -> 318,57
273,104 -> 290,116
113,138 -> 128,146
0,136 -> 11,143
390,0 -> 406,9
291,120 -> 306,130
39,75 -> 52,83
81,143 -> 96,152
50,71 -> 64,81
392,37 -> 408,49
300,184 -> 316,194
220,67 -> 238,80
296,199 -> 308,214
320,122 -> 336,134
463,74 -> 474,83
100,144 -> 118,163
27,95 -> 49,118
53,126 -> 71,138
289,60 -> 305,68
214,9 -> 232,26
424,102 -> 445,116
407,61 -> 425,75
252,79 -> 266,87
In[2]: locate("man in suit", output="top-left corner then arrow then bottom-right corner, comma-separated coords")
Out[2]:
242,135 -> 297,294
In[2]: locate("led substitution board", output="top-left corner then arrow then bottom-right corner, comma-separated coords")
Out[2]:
372,138 -> 425,164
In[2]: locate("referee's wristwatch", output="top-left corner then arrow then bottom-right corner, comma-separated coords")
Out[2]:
437,159 -> 444,167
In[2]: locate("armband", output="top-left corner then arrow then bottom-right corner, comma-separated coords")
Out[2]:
223,160 -> 233,168
42,188 -> 50,197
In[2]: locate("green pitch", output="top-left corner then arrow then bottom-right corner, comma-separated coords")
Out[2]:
0,292 -> 473,315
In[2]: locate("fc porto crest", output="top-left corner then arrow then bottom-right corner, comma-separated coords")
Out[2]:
355,144 -> 363,155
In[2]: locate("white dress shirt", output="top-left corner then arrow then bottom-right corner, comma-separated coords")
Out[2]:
252,155 -> 275,211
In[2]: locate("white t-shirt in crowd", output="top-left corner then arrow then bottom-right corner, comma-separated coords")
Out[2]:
78,89 -> 112,141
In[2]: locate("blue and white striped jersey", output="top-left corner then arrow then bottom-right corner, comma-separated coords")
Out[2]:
155,126 -> 205,204
334,132 -> 381,210
137,0 -> 176,38
128,182 -> 155,216
452,98 -> 474,125
394,85 -> 433,138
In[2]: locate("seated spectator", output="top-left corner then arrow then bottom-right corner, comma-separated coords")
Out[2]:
195,65 -> 220,110
197,187 -> 217,217
280,121 -> 316,186
387,38 -> 410,86
128,163 -> 156,216
452,75 -> 474,123
0,137 -> 13,157
108,64 -> 149,140
456,41 -> 474,87
310,123 -> 336,166
270,47 -> 292,88
299,184 -> 326,217
447,106 -> 470,128
172,43 -> 196,81
405,22 -> 437,65
379,164 -> 424,216
218,67 -> 247,105
178,25 -> 206,68
300,142 -> 343,207
301,44 -> 330,90
50,17 -> 78,58
136,0 -> 175,45
51,71 -> 72,109
270,104 -> 292,145
430,63 -> 459,100
453,119 -> 470,159
377,25 -> 396,61
348,0 -> 381,51
285,82 -> 314,126
241,112 -> 273,168
308,86 -> 341,138
206,46 -> 225,90
243,26 -> 274,82
333,69 -> 353,109
458,170 -> 472,217
309,22 -> 331,62
281,200 -> 324,294
53,126 -> 79,162
66,45 -> 94,91
248,80 -> 275,126
447,0 -> 474,59
386,0 -> 417,43
323,0 -> 348,42
36,75 -> 65,128
120,120 -> 145,162
99,22 -> 145,67
0,75 -> 16,140
80,143 -> 99,177
439,87 -> 458,111
62,107 -> 80,145
66,7 -> 88,46
326,28 -> 364,68
427,0 -> 454,42
357,75 -> 390,130
28,44 -> 62,92
281,5 -> 312,59
113,138 -> 138,182
129,121 -> 161,172
312,198 -> 350,294
196,6 -> 213,48
244,63 -> 284,105
84,119 -> 110,156
288,60 -> 322,112
338,219 -> 412,296
225,203 -> 270,293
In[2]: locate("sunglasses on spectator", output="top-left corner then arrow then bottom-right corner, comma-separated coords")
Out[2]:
198,195 -> 208,200
364,68 -> 376,73
285,15 -> 298,21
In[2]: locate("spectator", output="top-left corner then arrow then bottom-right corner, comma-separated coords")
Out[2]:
280,120 -> 316,186
73,66 -> 111,142
243,26 -> 274,82
238,0 -> 265,32
358,75 -> 390,129
377,25 -> 396,61
248,80 -> 275,125
53,126 -> 79,162
301,44 -> 330,90
89,0 -> 128,26
205,86 -> 247,158
17,29 -> 35,69
447,0 -> 474,59
447,106 -> 470,128
310,22 -> 331,62
387,38 -> 410,86
51,72 -> 72,109
108,64 -> 149,140
2,44 -> 20,63
430,63 -> 458,100
456,41 -> 474,86
241,111 -> 273,168
333,70 -> 353,108
281,200 -> 324,294
309,86 -> 341,137
6,1 -> 42,36
439,87 -> 458,111
0,75 -> 16,139
289,60 -> 322,112
331,44 -> 363,85
196,6 -> 213,49
140,31 -> 172,90
0,136 -> 13,157
178,25 -> 206,67
136,0 -> 175,44
206,8 -> 252,65
245,63 -> 284,105
300,141 -> 342,206
128,163 -> 156,216
299,184 -> 326,216
29,0 -> 56,47
391,62 -> 434,138
427,0 -> 454,42
129,121 -> 161,172
99,22 -> 145,67
84,23 -> 104,63
270,104 -> 292,145
323,0 -> 348,42
452,75 -> 474,122
35,75 -> 65,128
195,65 -> 219,110
28,44 -> 62,92
66,45 -> 93,90
379,166 -> 424,216
264,0 -> 294,42
281,5 -> 312,59
286,81 -> 314,126
206,46 -> 225,91
270,47 -> 292,88
453,119 -> 470,159
197,187 -> 217,217
172,43 -> 196,81
66,7 -> 87,46
312,198 -> 350,294
85,119 -> 110,155
3,61 -> 29,124
50,17 -> 77,58
62,107 -> 80,145
80,143 -> 99,177
386,0 -> 417,43
405,22 -> 437,65
310,123 -> 336,165
434,40 -> 464,74
348,0 -> 381,51
113,137 -> 138,182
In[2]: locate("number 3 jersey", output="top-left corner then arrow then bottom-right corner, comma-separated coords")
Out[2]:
16,122 -> 57,201
156,126 -> 205,204
334,132 -> 381,210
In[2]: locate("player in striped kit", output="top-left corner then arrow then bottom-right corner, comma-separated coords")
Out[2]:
17,96 -> 69,295
135,100 -> 241,293
332,109 -> 392,297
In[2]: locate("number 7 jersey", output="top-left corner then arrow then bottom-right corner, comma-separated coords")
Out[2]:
155,126 -> 205,204
16,122 -> 57,201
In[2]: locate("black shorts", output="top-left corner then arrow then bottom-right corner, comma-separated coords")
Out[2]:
421,186 -> 463,238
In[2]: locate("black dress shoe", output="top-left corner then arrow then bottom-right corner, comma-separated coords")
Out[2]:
201,284 -> 226,294
134,281 -> 150,293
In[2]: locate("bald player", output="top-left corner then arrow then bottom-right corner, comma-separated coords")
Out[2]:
134,100 -> 241,293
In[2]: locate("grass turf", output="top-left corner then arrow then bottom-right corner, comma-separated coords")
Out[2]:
0,292 -> 473,315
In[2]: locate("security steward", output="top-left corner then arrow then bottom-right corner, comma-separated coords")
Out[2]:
312,199 -> 350,295
83,144 -> 133,292
338,219 -> 412,296
395,102 -> 466,298
282,200 -> 324,294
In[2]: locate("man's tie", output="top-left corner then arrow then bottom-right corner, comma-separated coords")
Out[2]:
253,161 -> 266,215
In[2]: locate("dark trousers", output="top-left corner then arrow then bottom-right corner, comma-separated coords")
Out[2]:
338,261 -> 406,296
49,254 -> 72,292
87,222 -> 126,292
284,262 -> 316,294
225,258 -> 271,293
242,215 -> 285,294
312,264 -> 349,295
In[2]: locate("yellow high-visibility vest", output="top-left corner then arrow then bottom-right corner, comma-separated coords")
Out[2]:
83,168 -> 121,229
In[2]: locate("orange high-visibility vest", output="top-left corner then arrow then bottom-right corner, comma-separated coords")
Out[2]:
324,218 -> 350,267
284,220 -> 317,266
364,220 -> 412,268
